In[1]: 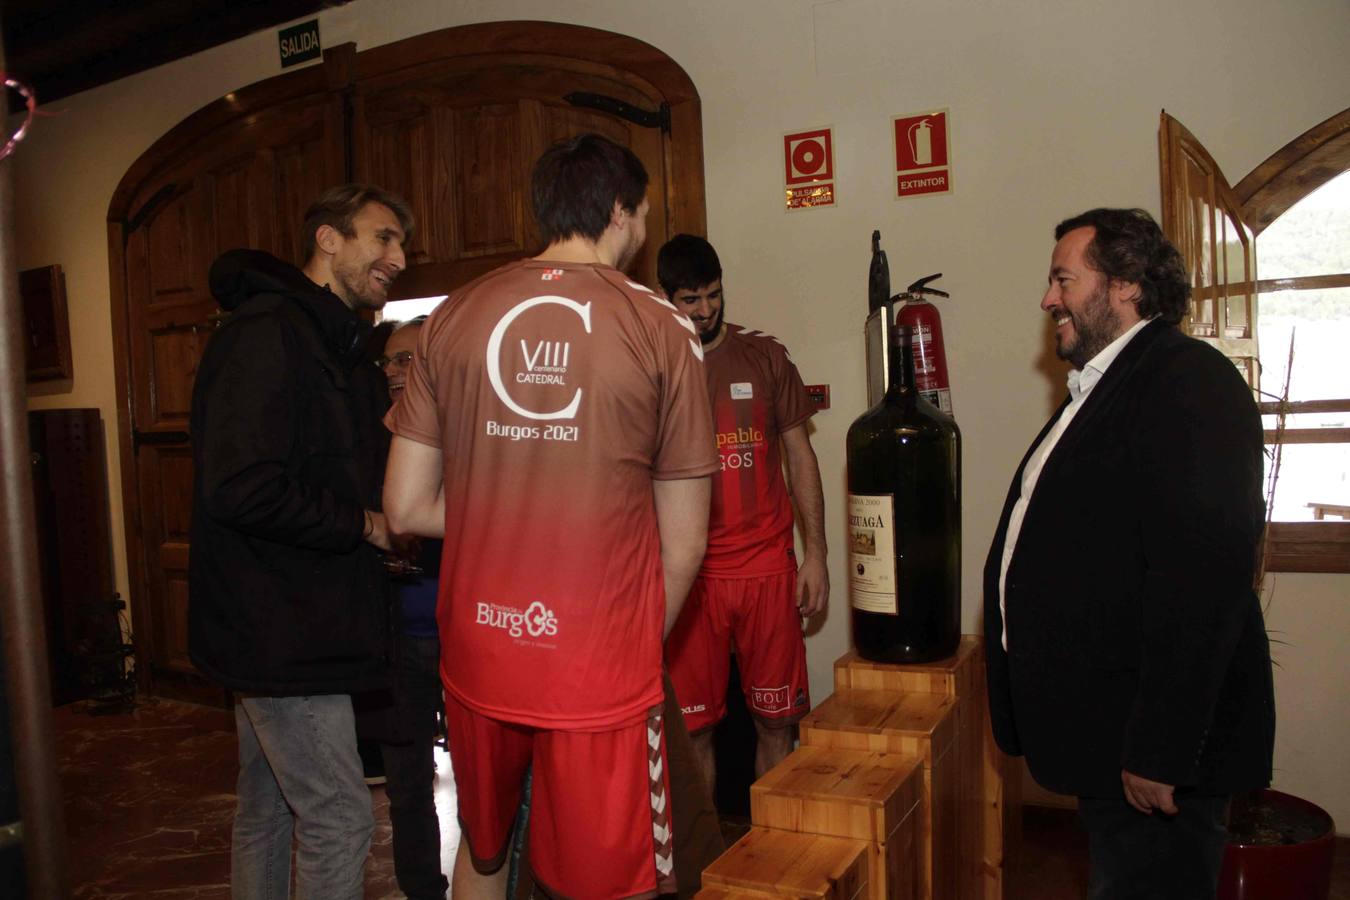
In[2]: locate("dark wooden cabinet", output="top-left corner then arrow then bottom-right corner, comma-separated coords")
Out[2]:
28,409 -> 125,706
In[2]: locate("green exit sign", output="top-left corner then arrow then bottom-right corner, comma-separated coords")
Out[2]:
279,19 -> 321,69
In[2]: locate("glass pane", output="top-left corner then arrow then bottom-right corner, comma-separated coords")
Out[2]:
1221,207 -> 1253,339
1258,170 -> 1350,279
1258,287 -> 1350,402
1264,442 -> 1350,522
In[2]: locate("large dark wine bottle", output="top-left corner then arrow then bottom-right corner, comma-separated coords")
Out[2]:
846,323 -> 961,663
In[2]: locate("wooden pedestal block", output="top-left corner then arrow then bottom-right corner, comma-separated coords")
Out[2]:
800,689 -> 956,900
833,638 -> 1021,900
751,745 -> 923,900
695,889 -> 781,900
832,639 -> 982,696
702,827 -> 869,900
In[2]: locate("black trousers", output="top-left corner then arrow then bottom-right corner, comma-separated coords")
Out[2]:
380,635 -> 449,900
1078,792 -> 1229,900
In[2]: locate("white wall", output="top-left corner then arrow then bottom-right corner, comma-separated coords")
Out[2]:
14,0 -> 1349,827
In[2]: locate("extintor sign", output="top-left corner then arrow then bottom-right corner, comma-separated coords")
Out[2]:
893,109 -> 951,199
783,127 -> 836,210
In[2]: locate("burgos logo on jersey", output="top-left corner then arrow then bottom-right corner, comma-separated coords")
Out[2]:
486,295 -> 591,421
476,600 -> 559,639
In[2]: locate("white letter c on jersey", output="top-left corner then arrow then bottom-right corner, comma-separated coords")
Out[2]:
486,296 -> 592,420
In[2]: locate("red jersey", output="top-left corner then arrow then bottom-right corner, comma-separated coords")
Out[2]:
701,323 -> 815,577
386,260 -> 717,730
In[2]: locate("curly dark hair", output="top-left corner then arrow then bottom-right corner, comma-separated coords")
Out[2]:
1054,208 -> 1191,324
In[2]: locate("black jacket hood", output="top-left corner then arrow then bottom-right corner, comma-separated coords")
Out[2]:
209,249 -> 373,369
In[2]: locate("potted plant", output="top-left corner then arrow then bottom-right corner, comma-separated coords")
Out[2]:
1219,789 -> 1335,899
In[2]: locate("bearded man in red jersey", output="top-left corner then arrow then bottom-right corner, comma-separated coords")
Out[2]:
658,234 -> 829,790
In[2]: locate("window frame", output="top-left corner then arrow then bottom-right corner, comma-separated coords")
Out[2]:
1237,107 -> 1350,574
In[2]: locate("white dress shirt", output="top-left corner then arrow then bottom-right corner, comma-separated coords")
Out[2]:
998,317 -> 1153,649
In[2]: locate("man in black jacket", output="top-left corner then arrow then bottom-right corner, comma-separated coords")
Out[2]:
189,184 -> 413,899
984,208 -> 1275,900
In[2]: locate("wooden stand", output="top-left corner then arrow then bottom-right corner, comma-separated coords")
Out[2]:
752,745 -> 923,900
828,638 -> 1021,899
701,827 -> 869,900
697,636 -> 1019,900
802,690 -> 955,900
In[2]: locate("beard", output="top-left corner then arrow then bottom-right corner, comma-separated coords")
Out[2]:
1056,283 -> 1122,369
698,301 -> 725,345
333,259 -> 387,311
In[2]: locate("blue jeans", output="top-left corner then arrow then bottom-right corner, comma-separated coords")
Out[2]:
232,695 -> 374,900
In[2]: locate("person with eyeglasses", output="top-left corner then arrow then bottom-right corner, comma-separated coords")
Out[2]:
364,315 -> 450,900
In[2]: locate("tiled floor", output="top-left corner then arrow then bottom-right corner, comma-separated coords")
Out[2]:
54,699 -> 458,899
49,697 -> 1349,899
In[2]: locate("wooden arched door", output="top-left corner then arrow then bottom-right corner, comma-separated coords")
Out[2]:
350,21 -> 703,297
108,24 -> 705,701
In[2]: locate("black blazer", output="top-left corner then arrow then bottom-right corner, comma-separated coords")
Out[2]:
983,320 -> 1275,797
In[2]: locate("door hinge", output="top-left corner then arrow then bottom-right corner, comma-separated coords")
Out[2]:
564,93 -> 670,133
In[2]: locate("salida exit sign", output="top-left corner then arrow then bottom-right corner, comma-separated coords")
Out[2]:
279,20 -> 321,69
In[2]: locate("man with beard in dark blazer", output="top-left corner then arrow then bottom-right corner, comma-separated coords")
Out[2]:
984,208 -> 1275,900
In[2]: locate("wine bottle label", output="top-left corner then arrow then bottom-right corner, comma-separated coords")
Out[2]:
848,493 -> 898,615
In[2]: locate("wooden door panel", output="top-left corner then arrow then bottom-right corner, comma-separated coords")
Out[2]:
354,54 -> 679,295
148,324 -> 210,423
128,185 -> 215,433
1160,112 -> 1258,385
363,111 -> 444,267
454,104 -> 527,258
213,154 -> 273,253
145,188 -> 209,304
161,574 -> 193,673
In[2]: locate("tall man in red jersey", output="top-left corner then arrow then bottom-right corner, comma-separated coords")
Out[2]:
658,234 -> 829,786
383,135 -> 716,900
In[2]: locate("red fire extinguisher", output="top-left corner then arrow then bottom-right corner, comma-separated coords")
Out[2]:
893,273 -> 954,415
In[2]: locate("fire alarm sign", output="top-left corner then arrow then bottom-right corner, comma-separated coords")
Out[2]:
784,127 -> 836,210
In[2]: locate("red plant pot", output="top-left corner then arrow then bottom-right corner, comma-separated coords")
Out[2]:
1218,789 -> 1335,900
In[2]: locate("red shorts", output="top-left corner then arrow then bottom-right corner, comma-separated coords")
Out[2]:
665,571 -> 810,733
443,691 -> 676,899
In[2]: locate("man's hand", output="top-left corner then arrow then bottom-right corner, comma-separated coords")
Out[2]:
1121,770 -> 1178,815
795,554 -> 829,617
781,424 -> 828,619
363,510 -> 393,551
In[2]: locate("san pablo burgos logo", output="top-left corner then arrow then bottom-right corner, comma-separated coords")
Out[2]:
486,295 -> 591,420
476,600 -> 559,639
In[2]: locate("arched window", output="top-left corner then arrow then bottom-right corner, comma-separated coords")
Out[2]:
1239,109 -> 1350,572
